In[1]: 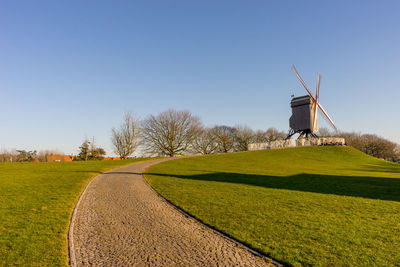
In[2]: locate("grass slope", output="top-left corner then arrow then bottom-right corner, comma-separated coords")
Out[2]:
145,147 -> 400,266
0,158 -> 149,266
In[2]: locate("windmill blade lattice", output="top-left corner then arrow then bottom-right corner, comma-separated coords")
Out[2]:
291,65 -> 337,133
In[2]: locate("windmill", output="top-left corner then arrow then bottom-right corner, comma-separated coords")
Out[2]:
286,65 -> 337,139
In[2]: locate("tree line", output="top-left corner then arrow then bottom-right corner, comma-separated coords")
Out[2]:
111,109 -> 400,162
111,109 -> 289,158
0,149 -> 63,163
0,136 -> 107,162
1,109 -> 398,162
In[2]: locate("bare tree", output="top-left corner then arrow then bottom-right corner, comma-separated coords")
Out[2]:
318,127 -> 333,137
211,125 -> 235,153
233,125 -> 255,151
394,145 -> 400,162
0,148 -> 18,162
141,109 -> 201,157
337,131 -> 399,161
111,113 -> 140,159
253,130 -> 268,143
191,127 -> 219,154
265,127 -> 286,141
361,134 -> 397,160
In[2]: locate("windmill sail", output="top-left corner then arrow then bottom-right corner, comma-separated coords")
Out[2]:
311,100 -> 318,132
290,66 -> 337,135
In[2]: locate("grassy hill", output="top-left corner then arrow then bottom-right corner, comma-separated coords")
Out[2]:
145,147 -> 400,266
0,158 -> 149,266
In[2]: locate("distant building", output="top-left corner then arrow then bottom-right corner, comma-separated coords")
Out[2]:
104,157 -> 121,160
46,154 -> 73,162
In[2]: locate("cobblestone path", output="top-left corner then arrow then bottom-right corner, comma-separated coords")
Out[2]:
70,159 -> 277,266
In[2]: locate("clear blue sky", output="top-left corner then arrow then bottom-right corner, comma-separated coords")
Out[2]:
1,0 -> 399,156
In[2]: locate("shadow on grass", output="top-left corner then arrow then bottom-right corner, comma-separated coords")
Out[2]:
145,172 -> 400,202
350,163 -> 400,174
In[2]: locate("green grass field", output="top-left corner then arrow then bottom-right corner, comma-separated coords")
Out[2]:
145,147 -> 400,266
0,158 -> 148,266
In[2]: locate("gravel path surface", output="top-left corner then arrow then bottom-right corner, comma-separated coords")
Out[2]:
70,159 -> 277,266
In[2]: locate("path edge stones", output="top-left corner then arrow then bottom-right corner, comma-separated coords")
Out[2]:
68,173 -> 101,267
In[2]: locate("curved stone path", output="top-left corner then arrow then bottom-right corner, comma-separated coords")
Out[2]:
69,159 -> 278,266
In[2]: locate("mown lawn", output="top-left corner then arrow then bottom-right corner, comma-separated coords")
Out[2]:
145,147 -> 400,266
0,158 -> 149,266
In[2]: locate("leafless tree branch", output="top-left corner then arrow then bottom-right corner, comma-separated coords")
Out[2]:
111,112 -> 139,159
141,109 -> 201,157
